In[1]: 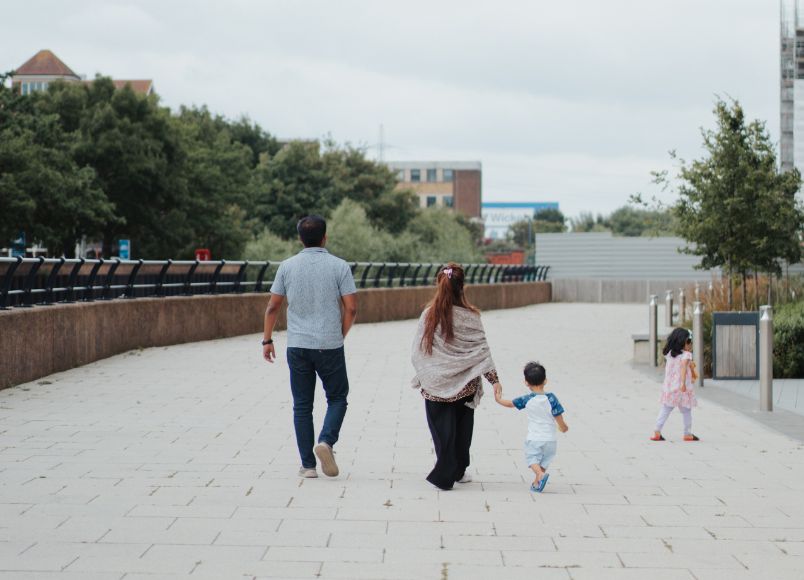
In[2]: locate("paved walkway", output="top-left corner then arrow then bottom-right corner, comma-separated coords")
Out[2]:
1,303 -> 804,580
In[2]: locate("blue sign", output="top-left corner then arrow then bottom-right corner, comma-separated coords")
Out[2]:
119,239 -> 130,260
11,231 -> 26,257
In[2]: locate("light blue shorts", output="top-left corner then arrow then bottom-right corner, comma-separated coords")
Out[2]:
524,440 -> 557,468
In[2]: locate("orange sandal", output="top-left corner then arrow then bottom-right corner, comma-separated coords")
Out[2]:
650,433 -> 665,441
683,434 -> 700,441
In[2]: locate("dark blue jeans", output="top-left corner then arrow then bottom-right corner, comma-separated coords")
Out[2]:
287,346 -> 350,469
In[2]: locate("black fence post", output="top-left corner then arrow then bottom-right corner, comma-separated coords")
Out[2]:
373,264 -> 386,288
21,257 -> 45,307
398,264 -> 411,287
43,257 -> 66,305
254,262 -> 270,292
125,259 -> 144,298
183,261 -> 199,296
410,264 -> 422,287
102,258 -> 121,300
359,264 -> 373,289
155,260 -> 172,297
209,260 -> 225,294
386,263 -> 399,288
0,256 -> 23,310
420,264 -> 435,286
233,261 -> 248,294
65,258 -> 85,303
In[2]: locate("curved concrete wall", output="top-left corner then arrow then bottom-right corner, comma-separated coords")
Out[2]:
0,282 -> 550,389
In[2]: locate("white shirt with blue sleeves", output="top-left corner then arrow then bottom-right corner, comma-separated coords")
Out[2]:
512,392 -> 565,442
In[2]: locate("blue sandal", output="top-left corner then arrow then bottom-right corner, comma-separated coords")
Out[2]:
530,473 -> 550,493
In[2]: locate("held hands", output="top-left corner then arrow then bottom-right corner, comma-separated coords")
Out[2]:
263,343 -> 276,363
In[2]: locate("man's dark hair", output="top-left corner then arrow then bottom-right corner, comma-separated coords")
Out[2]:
297,215 -> 327,247
523,361 -> 546,387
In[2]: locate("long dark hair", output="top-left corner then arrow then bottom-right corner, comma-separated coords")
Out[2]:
420,262 -> 479,355
663,327 -> 692,358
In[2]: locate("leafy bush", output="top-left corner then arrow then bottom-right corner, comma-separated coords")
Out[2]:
774,301 -> 804,378
243,229 -> 299,262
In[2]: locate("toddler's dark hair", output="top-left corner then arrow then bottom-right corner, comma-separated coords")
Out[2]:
663,327 -> 692,358
524,361 -> 546,386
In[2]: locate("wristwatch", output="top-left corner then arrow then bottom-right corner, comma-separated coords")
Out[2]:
261,338 -> 274,345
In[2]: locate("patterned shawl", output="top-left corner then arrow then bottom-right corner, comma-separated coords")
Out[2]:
410,306 -> 496,409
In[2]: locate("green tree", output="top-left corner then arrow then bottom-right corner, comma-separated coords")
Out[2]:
227,116 -> 280,167
173,107 -> 256,258
607,206 -> 676,237
326,199 -> 401,262
254,141 -> 340,238
254,140 -> 417,239
41,77 -> 191,257
510,209 -> 567,247
0,79 -> 117,255
406,208 -> 485,263
570,211 -> 608,233
243,229 -> 300,261
660,98 -> 803,308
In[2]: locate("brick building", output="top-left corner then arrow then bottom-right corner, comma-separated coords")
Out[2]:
10,50 -> 154,96
386,161 -> 482,219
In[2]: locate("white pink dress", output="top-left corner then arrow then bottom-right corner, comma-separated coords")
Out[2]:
661,351 -> 697,408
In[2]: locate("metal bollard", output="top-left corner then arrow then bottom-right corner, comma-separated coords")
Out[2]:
649,295 -> 659,367
678,288 -> 686,323
759,305 -> 773,412
694,282 -> 700,301
665,290 -> 674,327
693,301 -> 704,389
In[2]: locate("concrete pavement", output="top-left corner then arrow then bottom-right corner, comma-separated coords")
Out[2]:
1,303 -> 804,579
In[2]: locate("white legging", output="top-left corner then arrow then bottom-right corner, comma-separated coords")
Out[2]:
655,405 -> 692,435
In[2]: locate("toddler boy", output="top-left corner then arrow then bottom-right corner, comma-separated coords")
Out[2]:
495,361 -> 568,492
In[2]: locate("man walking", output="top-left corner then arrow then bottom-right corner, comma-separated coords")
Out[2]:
262,215 -> 358,478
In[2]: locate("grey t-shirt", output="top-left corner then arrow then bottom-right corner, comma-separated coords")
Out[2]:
270,247 -> 357,349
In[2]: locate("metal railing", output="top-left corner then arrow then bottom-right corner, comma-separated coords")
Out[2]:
0,257 -> 549,310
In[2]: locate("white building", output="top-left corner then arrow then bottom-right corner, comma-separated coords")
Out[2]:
481,202 -> 559,240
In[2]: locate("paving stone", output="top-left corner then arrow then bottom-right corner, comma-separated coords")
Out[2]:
1,303 -> 804,577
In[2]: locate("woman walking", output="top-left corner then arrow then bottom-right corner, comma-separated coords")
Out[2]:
411,263 -> 502,490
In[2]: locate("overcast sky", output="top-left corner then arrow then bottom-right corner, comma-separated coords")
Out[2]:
3,0 -> 780,217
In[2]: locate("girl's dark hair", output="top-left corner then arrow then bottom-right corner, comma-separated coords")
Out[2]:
420,263 -> 479,355
663,327 -> 692,358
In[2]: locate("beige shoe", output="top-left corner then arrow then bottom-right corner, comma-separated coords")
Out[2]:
314,443 -> 339,477
298,467 -> 318,478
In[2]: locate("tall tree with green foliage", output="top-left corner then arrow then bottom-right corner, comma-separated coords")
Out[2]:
655,98 -> 803,308
607,206 -> 676,237
173,107 -> 256,259
0,77 -> 117,256
509,208 -> 567,247
41,78 -> 191,257
254,140 -> 419,239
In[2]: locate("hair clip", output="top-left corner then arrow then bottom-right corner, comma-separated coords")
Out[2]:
443,268 -> 453,279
